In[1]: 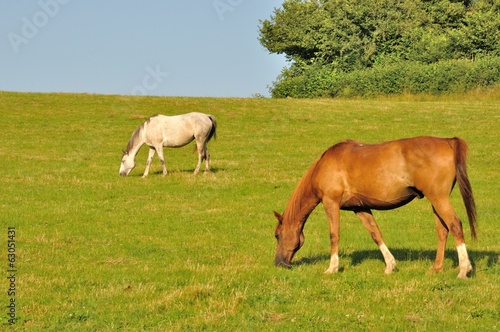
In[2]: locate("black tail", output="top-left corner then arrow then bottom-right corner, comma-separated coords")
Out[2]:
192,115 -> 217,155
452,137 -> 477,241
206,115 -> 217,142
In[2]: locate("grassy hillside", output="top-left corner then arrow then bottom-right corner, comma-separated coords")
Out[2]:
0,90 -> 498,330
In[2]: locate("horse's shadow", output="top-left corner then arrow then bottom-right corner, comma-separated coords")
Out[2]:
130,166 -> 229,177
295,248 -> 498,272
176,166 -> 228,174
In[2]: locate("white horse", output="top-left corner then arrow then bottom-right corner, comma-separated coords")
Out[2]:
119,112 -> 217,177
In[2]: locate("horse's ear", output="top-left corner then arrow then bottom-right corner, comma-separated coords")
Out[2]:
273,211 -> 283,224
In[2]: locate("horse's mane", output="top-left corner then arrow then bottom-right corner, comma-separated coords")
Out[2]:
326,139 -> 359,153
282,140 -> 358,224
282,157 -> 321,224
125,123 -> 144,153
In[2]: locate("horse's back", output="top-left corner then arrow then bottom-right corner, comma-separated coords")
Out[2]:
324,136 -> 455,171
152,112 -> 213,127
143,113 -> 214,147
314,136 -> 458,209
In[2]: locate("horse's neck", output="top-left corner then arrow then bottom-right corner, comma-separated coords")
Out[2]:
127,126 -> 145,157
284,179 -> 320,228
129,141 -> 143,157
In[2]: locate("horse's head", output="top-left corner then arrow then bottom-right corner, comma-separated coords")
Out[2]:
119,150 -> 135,176
273,211 -> 305,268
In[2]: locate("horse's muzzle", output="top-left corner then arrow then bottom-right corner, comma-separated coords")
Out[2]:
274,254 -> 292,269
275,261 -> 292,269
119,168 -> 131,177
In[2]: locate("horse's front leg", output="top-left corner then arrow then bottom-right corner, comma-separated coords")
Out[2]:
142,147 -> 156,178
322,197 -> 341,274
355,210 -> 396,274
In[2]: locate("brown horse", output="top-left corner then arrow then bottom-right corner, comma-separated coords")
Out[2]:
274,136 -> 477,279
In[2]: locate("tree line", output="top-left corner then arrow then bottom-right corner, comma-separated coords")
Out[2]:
259,0 -> 500,97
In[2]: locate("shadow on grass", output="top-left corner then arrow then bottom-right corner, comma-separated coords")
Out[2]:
125,166 -> 229,177
174,166 -> 229,174
295,248 -> 498,271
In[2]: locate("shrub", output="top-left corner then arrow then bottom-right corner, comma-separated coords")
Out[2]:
271,56 -> 500,98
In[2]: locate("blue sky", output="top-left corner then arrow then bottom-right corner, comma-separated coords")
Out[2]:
0,1 -> 287,97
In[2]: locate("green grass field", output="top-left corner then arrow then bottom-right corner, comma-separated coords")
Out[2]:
1,90 -> 499,330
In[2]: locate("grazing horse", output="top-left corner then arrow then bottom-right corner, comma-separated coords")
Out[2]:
119,112 -> 217,177
274,136 -> 477,279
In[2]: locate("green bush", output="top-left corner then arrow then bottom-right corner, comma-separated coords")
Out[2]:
271,56 -> 500,98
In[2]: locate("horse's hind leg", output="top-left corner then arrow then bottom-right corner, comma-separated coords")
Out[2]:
355,210 -> 396,274
194,140 -> 210,175
204,148 -> 210,173
430,198 -> 472,279
431,209 -> 449,273
155,146 -> 167,176
193,141 -> 204,175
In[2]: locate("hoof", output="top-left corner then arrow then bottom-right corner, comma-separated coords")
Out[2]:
457,262 -> 472,279
384,260 -> 397,274
324,267 -> 338,274
429,267 -> 444,275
